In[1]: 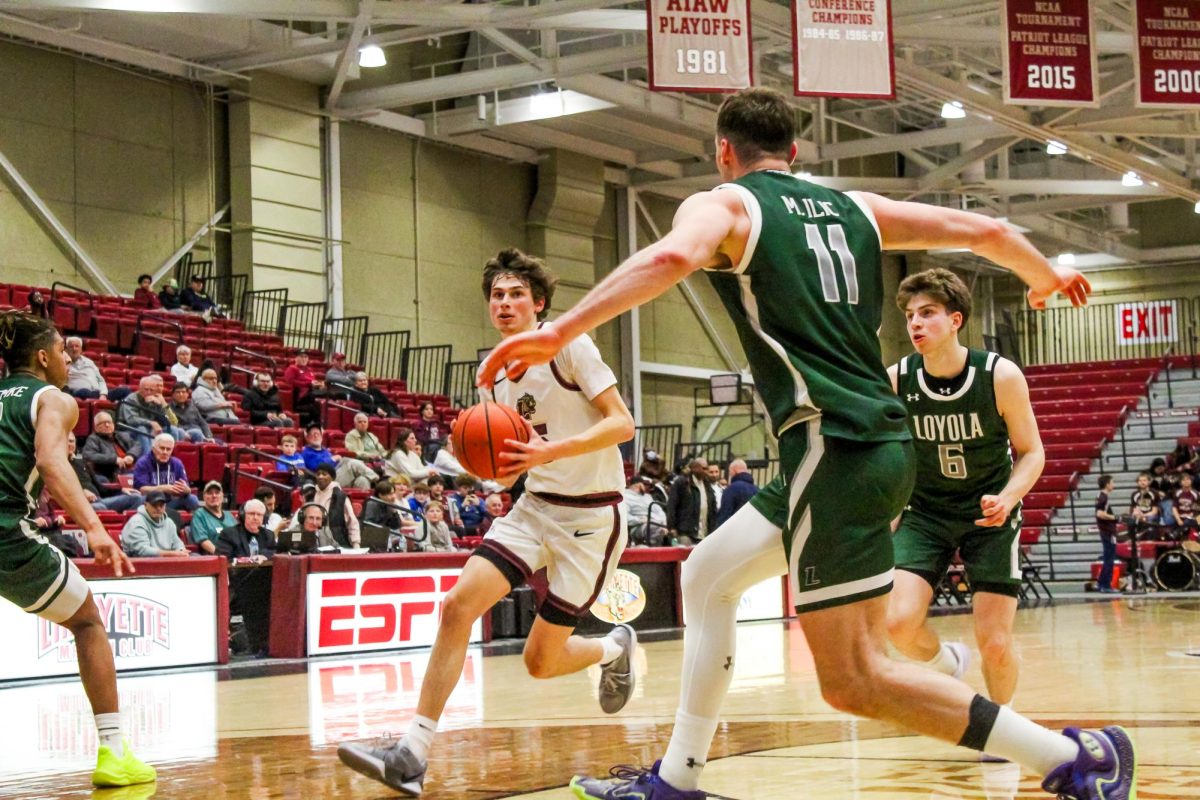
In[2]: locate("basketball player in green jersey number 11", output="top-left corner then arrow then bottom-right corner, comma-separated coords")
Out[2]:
479,87 -> 1134,800
0,311 -> 155,789
887,268 -> 1041,721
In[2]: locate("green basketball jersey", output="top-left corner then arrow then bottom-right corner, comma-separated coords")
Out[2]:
0,373 -> 55,521
896,349 -> 1012,519
705,170 -> 908,442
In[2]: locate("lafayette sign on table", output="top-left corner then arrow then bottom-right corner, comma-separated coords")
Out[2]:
1003,0 -> 1097,106
1134,0 -> 1200,107
792,0 -> 894,98
647,0 -> 753,92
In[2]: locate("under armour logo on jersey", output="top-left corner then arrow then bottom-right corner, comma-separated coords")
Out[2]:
686,757 -> 706,769
906,393 -> 919,402
938,387 -> 953,395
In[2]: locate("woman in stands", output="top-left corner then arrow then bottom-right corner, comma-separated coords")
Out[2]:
0,311 -> 155,788
383,426 -> 438,483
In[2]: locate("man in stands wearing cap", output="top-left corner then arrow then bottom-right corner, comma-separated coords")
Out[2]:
189,481 -> 235,555
623,476 -> 668,546
638,448 -> 669,502
120,492 -> 187,558
324,352 -> 356,396
180,275 -> 222,322
158,278 -> 183,311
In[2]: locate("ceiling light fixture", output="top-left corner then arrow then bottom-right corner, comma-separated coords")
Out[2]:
1121,171 -> 1143,187
358,36 -> 386,68
1194,199 -> 1200,214
1057,253 -> 1076,266
940,101 -> 966,119
1046,140 -> 1067,156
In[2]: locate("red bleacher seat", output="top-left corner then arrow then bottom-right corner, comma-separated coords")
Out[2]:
1029,383 -> 1149,403
174,442 -> 200,480
1024,491 -> 1067,510
1043,458 -> 1091,476
1043,442 -> 1103,461
1032,474 -> 1074,493
1032,397 -> 1140,416
201,444 -> 229,485
1041,427 -> 1112,445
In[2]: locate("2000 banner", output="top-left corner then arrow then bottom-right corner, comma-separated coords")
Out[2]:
647,0 -> 753,92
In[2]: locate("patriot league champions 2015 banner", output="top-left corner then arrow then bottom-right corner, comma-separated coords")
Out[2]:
791,0 -> 895,98
1003,0 -> 1098,106
647,0 -> 753,92
1135,0 -> 1200,107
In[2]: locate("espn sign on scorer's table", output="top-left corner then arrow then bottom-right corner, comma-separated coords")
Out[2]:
307,570 -> 483,656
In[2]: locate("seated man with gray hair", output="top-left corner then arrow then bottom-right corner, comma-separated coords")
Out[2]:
169,344 -> 199,387
344,412 -> 387,462
118,374 -> 191,449
217,499 -> 275,562
131,433 -> 200,512
240,372 -> 292,428
64,336 -> 107,400
351,372 -> 400,418
192,368 -> 240,424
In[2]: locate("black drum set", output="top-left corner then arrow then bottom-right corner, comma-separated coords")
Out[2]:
1119,519 -> 1200,593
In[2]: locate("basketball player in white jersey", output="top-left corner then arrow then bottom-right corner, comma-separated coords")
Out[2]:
338,248 -> 637,795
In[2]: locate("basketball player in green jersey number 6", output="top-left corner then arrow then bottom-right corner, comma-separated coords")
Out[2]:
479,88 -> 1135,800
0,312 -> 155,788
887,268 -> 1040,717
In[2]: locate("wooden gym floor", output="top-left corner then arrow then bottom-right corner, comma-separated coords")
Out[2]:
2,596 -> 1198,799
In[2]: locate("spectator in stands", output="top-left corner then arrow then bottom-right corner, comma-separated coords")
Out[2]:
283,351 -> 315,397
383,427 -> 438,482
274,434 -> 306,478
25,289 -> 49,319
363,479 -> 418,549
707,463 -> 725,507
419,501 -> 457,552
1128,471 -> 1160,534
168,383 -> 216,443
311,463 -> 361,548
432,434 -> 464,477
623,476 -> 667,546
180,275 -> 220,321
217,499 -> 274,562
666,456 -> 717,545
158,278 -> 183,311
119,374 -> 187,449
349,371 -> 399,418
189,481 -> 235,555
1170,440 -> 1199,479
121,491 -> 188,557
637,448 -> 669,502
293,374 -> 331,428
1149,457 -> 1179,524
1095,475 -> 1120,593
345,412 -> 387,461
408,482 -> 430,514
255,486 -> 286,537
456,485 -> 485,534
82,410 -> 141,481
716,458 -> 758,526
31,487 -> 80,558
425,475 -> 462,532
324,353 -> 355,391
192,368 -> 240,424
1173,472 -> 1199,539
67,432 -> 143,513
241,373 -> 292,427
477,492 -> 507,537
132,433 -> 200,512
301,424 -> 377,489
170,345 -> 198,387
133,274 -> 161,309
64,336 -> 107,400
413,401 -> 446,457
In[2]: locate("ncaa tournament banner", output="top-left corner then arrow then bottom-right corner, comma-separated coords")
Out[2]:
792,0 -> 895,99
1134,0 -> 1200,107
646,0 -> 753,92
1003,0 -> 1098,106
0,576 -> 218,681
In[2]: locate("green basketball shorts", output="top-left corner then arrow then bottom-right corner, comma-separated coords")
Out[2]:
0,513 -> 90,623
749,420 -> 915,613
893,504 -> 1024,592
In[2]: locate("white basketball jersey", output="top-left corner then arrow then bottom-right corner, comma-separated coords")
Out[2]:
483,327 -> 625,498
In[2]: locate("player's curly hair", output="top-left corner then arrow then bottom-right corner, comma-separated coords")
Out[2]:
481,248 -> 557,321
716,87 -> 797,165
895,268 -> 973,326
0,310 -> 59,373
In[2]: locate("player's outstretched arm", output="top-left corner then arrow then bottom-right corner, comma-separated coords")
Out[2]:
35,390 -> 134,576
478,190 -> 741,387
497,385 -> 634,477
853,192 -> 1091,309
977,359 -> 1045,527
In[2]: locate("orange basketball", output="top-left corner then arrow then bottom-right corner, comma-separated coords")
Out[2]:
450,401 -> 530,480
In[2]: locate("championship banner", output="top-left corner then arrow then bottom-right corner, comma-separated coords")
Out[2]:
792,0 -> 895,99
1135,0 -> 1200,107
1003,0 -> 1097,106
646,0 -> 753,93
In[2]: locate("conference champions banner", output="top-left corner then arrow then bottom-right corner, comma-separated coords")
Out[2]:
1003,0 -> 1098,106
792,0 -> 895,99
1135,0 -> 1200,107
646,0 -> 753,92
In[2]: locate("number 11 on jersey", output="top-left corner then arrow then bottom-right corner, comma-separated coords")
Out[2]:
804,223 -> 859,305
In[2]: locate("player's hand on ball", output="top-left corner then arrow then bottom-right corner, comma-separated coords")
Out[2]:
496,419 -> 555,477
87,529 -> 136,577
976,494 -> 1015,527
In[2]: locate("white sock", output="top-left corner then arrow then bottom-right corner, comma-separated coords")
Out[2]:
94,712 -> 123,754
983,705 -> 1080,777
925,642 -> 959,675
659,711 -> 721,790
405,714 -> 437,763
598,634 -> 624,666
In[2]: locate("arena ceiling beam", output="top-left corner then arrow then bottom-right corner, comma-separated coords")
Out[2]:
816,123 -> 1012,161
913,138 -> 1020,194
324,0 -> 373,110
